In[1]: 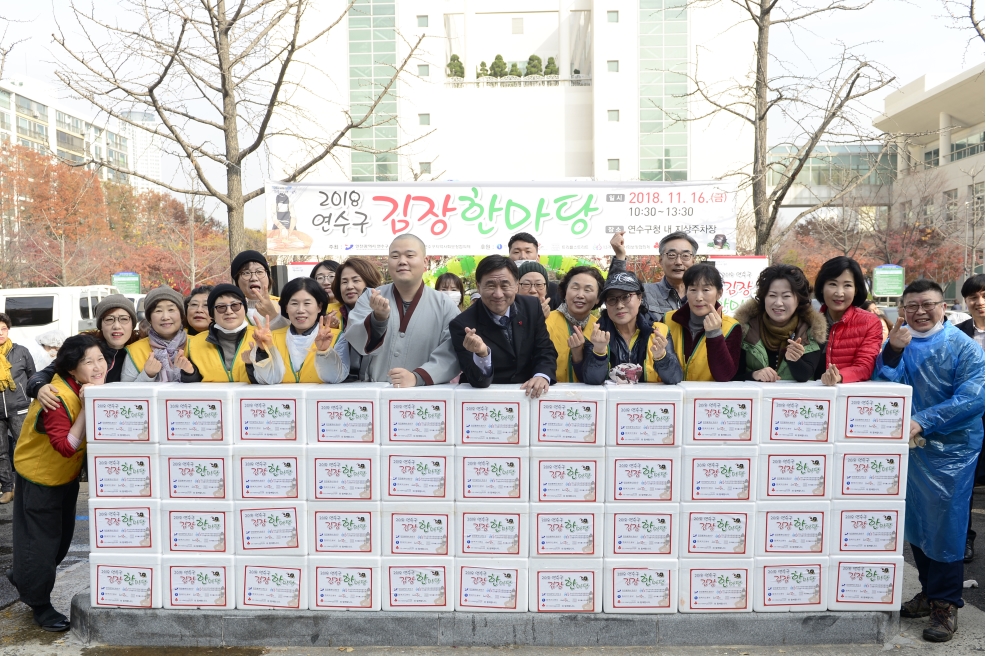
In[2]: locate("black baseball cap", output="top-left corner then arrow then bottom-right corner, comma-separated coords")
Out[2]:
603,271 -> 645,295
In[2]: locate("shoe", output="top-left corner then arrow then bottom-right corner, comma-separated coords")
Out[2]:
31,604 -> 70,633
923,600 -> 958,643
0,490 -> 12,504
965,534 -> 976,563
900,591 -> 931,618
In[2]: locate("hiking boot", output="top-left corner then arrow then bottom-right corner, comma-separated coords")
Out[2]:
923,600 -> 958,643
900,591 -> 931,618
0,490 -> 12,504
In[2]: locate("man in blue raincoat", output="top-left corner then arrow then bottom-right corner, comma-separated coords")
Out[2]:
874,279 -> 985,643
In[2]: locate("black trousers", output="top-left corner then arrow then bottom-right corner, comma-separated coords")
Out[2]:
0,413 -> 26,492
10,472 -> 79,608
910,542 -> 965,607
969,422 -> 984,541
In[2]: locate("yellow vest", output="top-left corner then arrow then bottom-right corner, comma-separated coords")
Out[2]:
125,336 -> 188,373
665,309 -> 740,381
270,327 -> 323,383
326,301 -> 342,316
14,375 -> 86,487
187,327 -> 255,382
546,311 -> 597,383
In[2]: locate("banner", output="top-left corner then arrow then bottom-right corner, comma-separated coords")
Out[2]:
265,181 -> 737,257
708,255 -> 769,316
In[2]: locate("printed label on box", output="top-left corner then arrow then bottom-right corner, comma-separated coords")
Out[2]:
612,512 -> 673,554
391,513 -> 448,554
93,456 -> 152,497
461,402 -> 520,444
240,399 -> 297,441
168,511 -> 227,552
389,401 -> 447,442
537,401 -> 597,443
240,457 -> 299,498
317,401 -> 374,442
242,565 -> 301,608
239,508 -> 299,550
836,562 -> 896,604
167,457 -> 226,498
692,399 -> 753,441
461,513 -> 521,554
165,400 -> 223,441
690,458 -> 750,500
536,513 -> 595,555
461,456 -> 521,498
615,403 -> 676,445
766,455 -> 826,496
845,397 -> 905,439
388,455 -> 446,498
316,567 -> 373,608
93,507 -> 152,549
764,511 -> 824,553
460,566 -> 519,609
763,565 -> 822,606
170,566 -> 227,607
841,454 -> 901,495
389,566 -> 447,607
95,565 -> 153,607
689,569 -> 748,609
92,400 -> 150,441
688,513 -> 748,554
612,568 -> 672,609
769,399 -> 830,441
537,571 -> 595,612
313,458 -> 372,499
314,511 -> 373,552
613,458 -> 673,500
538,460 -> 597,501
839,510 -> 899,551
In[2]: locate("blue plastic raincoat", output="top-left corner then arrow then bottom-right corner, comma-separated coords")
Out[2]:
873,322 -> 985,562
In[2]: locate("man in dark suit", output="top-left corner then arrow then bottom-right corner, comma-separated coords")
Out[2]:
956,273 -> 984,563
450,255 -> 558,397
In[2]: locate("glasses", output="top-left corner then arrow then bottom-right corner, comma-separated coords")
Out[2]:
238,269 -> 267,280
214,302 -> 244,314
902,301 -> 943,314
101,315 -> 133,326
519,281 -> 546,291
661,250 -> 694,262
315,274 -> 334,283
605,292 -> 637,307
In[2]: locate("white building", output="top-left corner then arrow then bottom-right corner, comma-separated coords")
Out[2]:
120,111 -> 165,193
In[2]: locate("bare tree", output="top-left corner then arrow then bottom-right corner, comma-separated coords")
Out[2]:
0,17 -> 28,81
942,0 -> 985,43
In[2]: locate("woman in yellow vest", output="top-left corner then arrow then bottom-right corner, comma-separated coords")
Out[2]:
11,335 -> 106,631
545,266 -> 604,382
121,286 -> 193,382
664,263 -> 743,381
183,284 -> 256,383
580,271 -> 683,385
250,277 -> 348,384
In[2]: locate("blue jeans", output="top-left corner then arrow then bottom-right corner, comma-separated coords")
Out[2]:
910,542 -> 965,607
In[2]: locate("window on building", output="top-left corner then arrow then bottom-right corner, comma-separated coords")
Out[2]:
57,149 -> 84,164
417,64 -> 430,77
923,148 -> 939,168
608,159 -> 620,171
16,116 -> 47,142
943,189 -> 958,221
0,111 -> 9,132
971,182 -> 985,222
417,15 -> 428,27
0,89 -> 9,110
607,60 -> 619,72
900,200 -> 913,221
418,113 -> 430,126
57,130 -> 85,153
419,162 -> 432,175
951,132 -> 985,162
3,296 -> 54,327
607,110 -> 620,122
921,196 -> 935,221
512,17 -> 523,34
14,96 -> 47,120
607,11 -> 619,22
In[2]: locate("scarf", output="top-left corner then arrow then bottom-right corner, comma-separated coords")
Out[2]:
149,328 -> 187,382
557,302 -> 591,330
0,339 -> 14,391
760,313 -> 799,353
286,325 -> 318,372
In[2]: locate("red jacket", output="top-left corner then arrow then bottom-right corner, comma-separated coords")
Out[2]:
821,304 -> 883,383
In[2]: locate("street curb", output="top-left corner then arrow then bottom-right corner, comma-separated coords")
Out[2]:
70,594 -> 899,647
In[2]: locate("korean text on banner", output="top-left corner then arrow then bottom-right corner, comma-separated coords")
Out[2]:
708,256 -> 770,317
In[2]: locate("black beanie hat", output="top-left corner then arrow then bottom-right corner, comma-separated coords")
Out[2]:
207,284 -> 247,317
230,250 -> 271,280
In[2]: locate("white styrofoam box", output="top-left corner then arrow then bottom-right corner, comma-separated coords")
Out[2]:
680,502 -> 756,557
677,558 -> 754,612
604,558 -> 678,613
754,556 -> 828,612
604,503 -> 680,558
307,445 -> 380,501
308,555 -> 381,610
754,381 -> 837,444
682,446 -> 757,502
309,502 -> 381,556
454,448 -> 528,502
606,385 -> 683,447
531,383 -> 607,446
835,382 -> 912,443
86,382 -> 158,443
234,501 -> 306,555
606,452 -> 680,503
159,445 -> 232,500
531,503 -> 604,558
831,500 -> 906,555
304,382 -> 386,445
233,445 -> 304,501
834,443 -> 908,499
88,442 -> 159,499
232,384 -> 308,444
382,502 -> 453,557
679,381 -> 761,445
89,553 -> 162,609
382,557 -> 455,611
528,558 -> 603,613
89,498 -> 159,554
161,501 -> 235,555
456,558 -> 529,612
381,447 -> 452,501
162,555 -> 235,609
381,384 -> 456,446
234,556 -> 308,610
755,500 -> 830,556
530,447 -> 604,503
456,502 -> 529,558
757,443 -> 834,500
828,555 -> 904,611
454,383 -> 530,446
157,383 -> 242,444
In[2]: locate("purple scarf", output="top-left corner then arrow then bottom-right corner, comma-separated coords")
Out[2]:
149,329 -> 187,382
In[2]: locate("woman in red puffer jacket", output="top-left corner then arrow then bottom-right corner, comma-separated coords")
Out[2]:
813,256 -> 884,385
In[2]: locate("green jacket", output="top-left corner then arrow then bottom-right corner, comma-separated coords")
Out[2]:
733,299 -> 828,381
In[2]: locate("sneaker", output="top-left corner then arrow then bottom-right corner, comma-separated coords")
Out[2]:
0,490 -> 12,504
923,600 -> 958,643
900,591 -> 931,618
